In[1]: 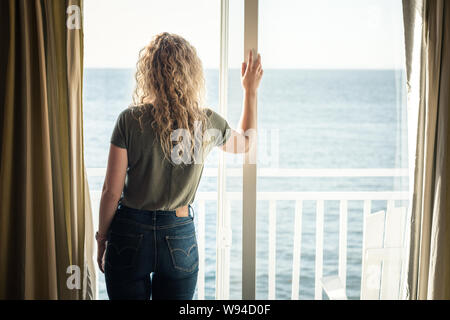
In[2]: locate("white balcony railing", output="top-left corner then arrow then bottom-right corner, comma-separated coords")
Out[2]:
87,168 -> 409,300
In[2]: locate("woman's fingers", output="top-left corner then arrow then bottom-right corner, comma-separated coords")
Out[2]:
98,256 -> 104,273
253,53 -> 262,72
245,51 -> 262,74
256,63 -> 262,72
97,242 -> 106,273
242,62 -> 247,76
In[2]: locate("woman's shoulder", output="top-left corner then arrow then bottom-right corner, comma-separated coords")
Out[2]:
116,105 -> 151,123
201,107 -> 231,138
203,107 -> 214,118
117,105 -> 225,128
203,107 -> 226,123
202,107 -> 228,124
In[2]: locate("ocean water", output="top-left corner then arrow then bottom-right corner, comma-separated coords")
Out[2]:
83,68 -> 409,300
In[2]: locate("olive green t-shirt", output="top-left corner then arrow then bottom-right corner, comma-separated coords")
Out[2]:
110,105 -> 232,211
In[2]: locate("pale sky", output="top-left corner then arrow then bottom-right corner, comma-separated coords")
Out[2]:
83,0 -> 405,69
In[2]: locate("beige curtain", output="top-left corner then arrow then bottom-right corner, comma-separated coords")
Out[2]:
403,0 -> 450,299
0,0 -> 96,299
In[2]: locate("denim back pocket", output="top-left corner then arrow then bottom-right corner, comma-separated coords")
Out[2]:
165,233 -> 199,273
106,231 -> 143,270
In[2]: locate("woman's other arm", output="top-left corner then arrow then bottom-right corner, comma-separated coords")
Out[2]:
97,144 -> 128,272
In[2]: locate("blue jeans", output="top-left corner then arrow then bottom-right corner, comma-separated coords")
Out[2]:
104,204 -> 199,300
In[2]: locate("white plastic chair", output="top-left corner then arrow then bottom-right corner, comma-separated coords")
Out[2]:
321,206 -> 407,300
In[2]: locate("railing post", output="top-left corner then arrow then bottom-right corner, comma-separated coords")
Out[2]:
197,200 -> 206,300
339,200 -> 348,293
360,199 -> 372,299
291,200 -> 303,300
315,200 -> 324,299
268,200 -> 277,299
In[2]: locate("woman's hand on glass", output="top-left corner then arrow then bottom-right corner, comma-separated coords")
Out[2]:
241,50 -> 263,94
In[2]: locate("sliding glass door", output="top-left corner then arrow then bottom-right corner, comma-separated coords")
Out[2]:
256,0 -> 409,299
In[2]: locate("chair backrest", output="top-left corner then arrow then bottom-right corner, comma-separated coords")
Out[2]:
360,206 -> 407,299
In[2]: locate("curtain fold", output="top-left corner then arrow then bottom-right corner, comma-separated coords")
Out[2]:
0,0 -> 95,299
403,0 -> 450,299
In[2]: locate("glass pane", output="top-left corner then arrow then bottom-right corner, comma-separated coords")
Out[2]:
257,0 -> 408,299
83,0 -> 220,299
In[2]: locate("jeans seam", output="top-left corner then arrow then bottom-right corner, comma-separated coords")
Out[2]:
157,220 -> 193,230
115,217 -> 193,230
154,215 -> 158,272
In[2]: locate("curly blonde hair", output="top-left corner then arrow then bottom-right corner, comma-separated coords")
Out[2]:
132,32 -> 210,164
